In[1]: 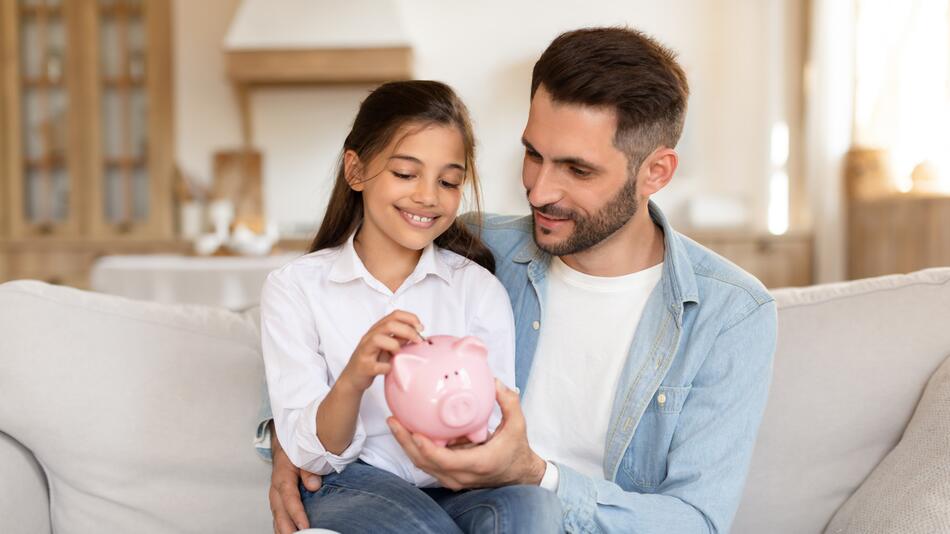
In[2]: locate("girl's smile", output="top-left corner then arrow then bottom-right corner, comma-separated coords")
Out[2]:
397,207 -> 440,229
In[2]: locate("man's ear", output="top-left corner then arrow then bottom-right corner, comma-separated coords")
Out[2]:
343,150 -> 365,192
636,147 -> 678,197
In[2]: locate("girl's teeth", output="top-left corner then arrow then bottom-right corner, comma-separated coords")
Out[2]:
406,212 -> 432,223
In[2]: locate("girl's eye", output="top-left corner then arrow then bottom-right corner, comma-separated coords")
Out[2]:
440,180 -> 461,189
392,171 -> 414,180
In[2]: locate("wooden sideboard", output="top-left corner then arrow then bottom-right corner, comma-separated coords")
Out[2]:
0,238 -> 311,290
0,239 -> 189,289
1,232 -> 814,291
682,230 -> 814,288
848,195 -> 950,280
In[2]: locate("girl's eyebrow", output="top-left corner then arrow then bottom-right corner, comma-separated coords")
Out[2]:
390,154 -> 465,172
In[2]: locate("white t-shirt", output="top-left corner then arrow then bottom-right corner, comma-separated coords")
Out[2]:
522,257 -> 663,485
260,232 -> 516,487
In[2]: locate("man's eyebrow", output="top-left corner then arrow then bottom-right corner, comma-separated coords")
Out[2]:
390,154 -> 465,172
520,138 -> 604,172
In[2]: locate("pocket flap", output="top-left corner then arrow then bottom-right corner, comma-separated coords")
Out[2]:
653,385 -> 691,414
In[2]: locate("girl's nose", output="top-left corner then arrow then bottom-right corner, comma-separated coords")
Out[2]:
411,179 -> 439,207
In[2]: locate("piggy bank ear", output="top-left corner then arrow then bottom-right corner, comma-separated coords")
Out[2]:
452,336 -> 488,359
391,353 -> 426,391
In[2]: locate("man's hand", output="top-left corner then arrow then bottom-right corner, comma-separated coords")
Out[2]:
388,380 -> 547,490
268,422 -> 321,534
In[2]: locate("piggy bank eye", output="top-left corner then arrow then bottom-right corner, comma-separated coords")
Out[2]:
443,374 -> 449,379
454,371 -> 459,376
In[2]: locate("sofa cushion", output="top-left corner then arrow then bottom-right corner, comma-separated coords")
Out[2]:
0,280 -> 271,534
733,268 -> 950,534
823,354 -> 950,534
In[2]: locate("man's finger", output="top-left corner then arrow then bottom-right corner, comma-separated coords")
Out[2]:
270,487 -> 300,534
413,432 -> 467,469
301,469 -> 322,492
388,417 -> 430,468
494,379 -> 524,429
276,480 -> 309,531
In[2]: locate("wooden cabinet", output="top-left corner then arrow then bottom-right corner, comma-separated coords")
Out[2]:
684,230 -> 814,288
848,195 -> 950,279
1,0 -> 175,287
1,239 -> 192,289
2,0 -> 173,239
6,248 -> 97,288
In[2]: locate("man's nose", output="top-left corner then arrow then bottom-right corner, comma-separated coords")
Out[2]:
526,164 -> 562,208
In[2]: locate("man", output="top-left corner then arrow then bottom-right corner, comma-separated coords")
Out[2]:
259,27 -> 776,534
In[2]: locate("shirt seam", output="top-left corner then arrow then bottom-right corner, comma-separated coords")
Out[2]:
693,272 -> 774,307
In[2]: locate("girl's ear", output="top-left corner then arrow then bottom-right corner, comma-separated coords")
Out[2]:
343,150 -> 365,191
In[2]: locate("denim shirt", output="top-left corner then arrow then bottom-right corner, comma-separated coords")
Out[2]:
474,202 -> 776,533
256,201 -> 777,534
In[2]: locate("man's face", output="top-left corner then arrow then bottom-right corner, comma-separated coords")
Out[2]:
521,86 -> 640,256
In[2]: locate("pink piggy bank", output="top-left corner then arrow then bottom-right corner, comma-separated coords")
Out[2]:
385,335 -> 496,447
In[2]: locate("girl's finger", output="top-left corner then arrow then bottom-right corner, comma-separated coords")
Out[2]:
385,310 -> 423,331
370,334 -> 402,354
373,362 -> 392,375
380,320 -> 425,344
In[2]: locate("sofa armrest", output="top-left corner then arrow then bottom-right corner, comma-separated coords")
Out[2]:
0,431 -> 50,533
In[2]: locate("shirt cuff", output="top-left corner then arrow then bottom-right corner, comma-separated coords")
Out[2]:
554,462 -> 599,533
292,398 -> 366,474
539,460 -> 560,491
253,418 -> 273,462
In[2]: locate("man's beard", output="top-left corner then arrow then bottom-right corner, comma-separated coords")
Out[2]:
531,176 -> 639,256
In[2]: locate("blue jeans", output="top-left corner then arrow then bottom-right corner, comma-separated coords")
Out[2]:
300,461 -> 563,533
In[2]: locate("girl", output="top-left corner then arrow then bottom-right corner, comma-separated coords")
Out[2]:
260,81 -> 561,533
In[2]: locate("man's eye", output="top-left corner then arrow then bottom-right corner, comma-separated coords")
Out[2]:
570,167 -> 591,177
525,150 -> 542,161
392,171 -> 414,180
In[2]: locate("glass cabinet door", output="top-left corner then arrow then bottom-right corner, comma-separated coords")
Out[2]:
12,0 -> 80,236
90,0 -> 172,238
2,0 -> 172,240
98,0 -> 149,231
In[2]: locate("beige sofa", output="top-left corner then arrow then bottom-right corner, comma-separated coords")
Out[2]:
2,268 -> 949,533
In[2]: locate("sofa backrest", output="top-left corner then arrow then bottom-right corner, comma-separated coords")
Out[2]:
3,268 -> 949,534
733,268 -> 950,533
0,280 -> 271,534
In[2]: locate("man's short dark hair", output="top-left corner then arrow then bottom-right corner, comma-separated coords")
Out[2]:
531,27 -> 690,174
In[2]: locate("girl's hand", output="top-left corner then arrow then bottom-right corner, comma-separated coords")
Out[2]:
339,310 -> 424,392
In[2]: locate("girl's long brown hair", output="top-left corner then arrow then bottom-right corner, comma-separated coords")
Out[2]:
309,81 -> 495,273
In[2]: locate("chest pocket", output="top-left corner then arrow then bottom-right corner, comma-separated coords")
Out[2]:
622,384 -> 691,490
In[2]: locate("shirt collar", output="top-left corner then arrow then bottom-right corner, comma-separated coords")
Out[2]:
327,231 -> 453,287
513,200 -> 699,310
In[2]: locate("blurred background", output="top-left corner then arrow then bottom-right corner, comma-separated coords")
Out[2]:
1,0 -> 948,309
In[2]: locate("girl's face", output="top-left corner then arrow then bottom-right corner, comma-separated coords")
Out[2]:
349,123 -> 467,252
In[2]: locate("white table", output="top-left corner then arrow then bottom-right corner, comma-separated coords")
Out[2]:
90,253 -> 302,310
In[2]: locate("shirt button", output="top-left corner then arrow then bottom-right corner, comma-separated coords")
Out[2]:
657,393 -> 667,406
532,320 -> 540,330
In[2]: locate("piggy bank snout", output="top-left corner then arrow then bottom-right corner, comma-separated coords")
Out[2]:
439,391 -> 479,428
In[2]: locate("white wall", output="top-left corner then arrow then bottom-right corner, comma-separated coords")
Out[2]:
173,0 -> 242,192
174,0 -> 794,238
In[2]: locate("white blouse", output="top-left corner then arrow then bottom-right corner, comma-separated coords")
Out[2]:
261,232 -> 516,486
